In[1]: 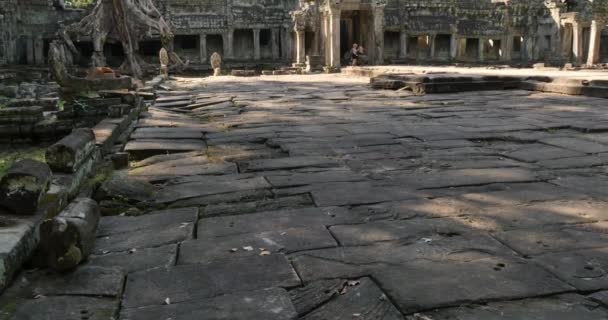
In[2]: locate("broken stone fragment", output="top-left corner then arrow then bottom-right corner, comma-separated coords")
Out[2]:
0,159 -> 52,215
45,128 -> 96,173
40,197 -> 101,271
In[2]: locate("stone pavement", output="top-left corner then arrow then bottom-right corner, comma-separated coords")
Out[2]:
4,73 -> 608,319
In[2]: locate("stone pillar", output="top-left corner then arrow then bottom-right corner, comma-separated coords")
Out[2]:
478,38 -> 485,62
224,29 -> 234,59
429,34 -> 436,59
573,23 -> 584,64
372,4 -> 386,65
34,36 -> 44,65
587,20 -> 604,66
399,30 -> 408,58
450,34 -> 458,60
199,33 -> 207,63
561,24 -> 573,62
253,29 -> 261,60
295,29 -> 306,65
271,29 -> 280,59
281,28 -> 291,61
329,10 -> 341,68
501,36 -> 512,61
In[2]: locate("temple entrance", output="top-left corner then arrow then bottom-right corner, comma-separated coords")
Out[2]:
340,10 -> 369,64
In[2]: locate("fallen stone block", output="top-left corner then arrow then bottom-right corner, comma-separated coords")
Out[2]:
40,197 -> 100,271
46,128 -> 96,173
0,159 -> 52,215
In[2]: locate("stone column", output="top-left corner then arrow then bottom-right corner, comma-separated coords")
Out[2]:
561,24 -> 573,62
281,28 -> 291,61
199,33 -> 207,63
500,36 -> 511,61
429,34 -> 436,59
478,38 -> 485,62
224,29 -> 234,59
295,29 -> 306,65
399,30 -> 408,58
450,34 -> 458,60
573,23 -> 584,64
587,20 -> 604,66
34,36 -> 44,65
372,4 -> 386,65
329,10 -> 341,68
253,29 -> 261,60
26,36 -> 35,65
271,29 -> 280,59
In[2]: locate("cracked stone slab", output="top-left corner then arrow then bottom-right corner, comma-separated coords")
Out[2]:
457,182 -> 590,207
202,194 -> 313,217
373,256 -> 572,314
291,235 -> 514,282
129,155 -> 237,179
31,266 -> 125,297
155,176 -> 271,204
265,169 -> 367,187
239,156 -> 340,172
289,279 -> 344,316
301,277 -> 404,320
493,221 -> 608,256
534,248 -> 608,291
329,217 -> 488,246
310,181 -> 421,207
130,127 -> 204,140
98,207 -> 198,236
504,144 -> 584,162
87,244 -> 177,273
407,293 -> 608,320
122,254 -> 300,308
180,226 -> 337,264
197,207 -> 352,238
9,296 -> 119,320
472,200 -> 608,231
125,139 -> 207,160
540,137 -> 608,154
95,222 -> 193,254
393,168 -> 539,190
120,287 -> 297,320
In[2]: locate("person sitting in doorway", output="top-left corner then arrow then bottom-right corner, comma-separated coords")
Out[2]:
351,43 -> 360,66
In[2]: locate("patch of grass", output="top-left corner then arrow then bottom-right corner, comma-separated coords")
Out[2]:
0,147 -> 46,178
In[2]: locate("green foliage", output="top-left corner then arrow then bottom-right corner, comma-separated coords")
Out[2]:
65,0 -> 96,8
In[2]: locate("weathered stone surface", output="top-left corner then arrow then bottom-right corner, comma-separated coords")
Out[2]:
0,159 -> 52,215
180,226 -> 336,263
155,176 -> 270,204
32,266 -> 125,297
122,254 -> 300,308
0,215 -> 42,292
125,139 -> 206,159
408,294 -> 608,320
197,207 -> 351,238
289,279 -> 344,316
9,296 -> 119,320
202,194 -> 313,217
302,277 -> 404,320
131,127 -> 204,139
540,137 -> 608,154
98,207 -> 198,236
266,169 -> 367,187
45,128 -> 96,173
310,181 -> 421,206
121,288 -> 297,320
95,171 -> 154,204
393,168 -> 539,190
129,155 -> 237,181
240,156 -> 339,172
534,248 -> 608,291
87,244 -> 177,273
505,144 -> 584,162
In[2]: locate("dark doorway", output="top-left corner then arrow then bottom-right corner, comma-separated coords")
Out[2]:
340,11 -> 362,61
206,34 -> 223,58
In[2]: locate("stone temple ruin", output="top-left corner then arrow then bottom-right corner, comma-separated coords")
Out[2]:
1,0 -> 607,72
3,1 -> 608,319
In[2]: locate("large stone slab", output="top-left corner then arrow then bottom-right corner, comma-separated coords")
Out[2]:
155,176 -> 270,204
9,296 -> 119,320
179,226 -> 337,263
494,221 -> 608,256
98,207 -> 198,236
540,137 -> 608,154
505,144 -> 583,162
202,194 -> 313,217
393,168 -> 538,190
120,288 -> 297,320
310,181 -> 421,206
124,139 -> 206,160
30,266 -> 125,297
301,278 -> 403,320
122,254 -> 300,308
266,169 -> 367,187
408,293 -> 608,320
289,279 -> 344,316
373,256 -> 572,314
131,127 -> 204,139
240,156 -> 339,172
87,244 -> 177,273
534,248 -> 608,291
129,156 -> 236,180
197,207 -> 351,238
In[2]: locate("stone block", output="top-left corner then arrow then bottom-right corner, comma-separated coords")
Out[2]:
46,128 -> 96,173
110,152 -> 129,169
231,70 -> 257,77
0,159 -> 52,215
0,106 -> 44,124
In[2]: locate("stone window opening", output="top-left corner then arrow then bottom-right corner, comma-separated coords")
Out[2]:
260,29 -> 272,59
175,35 -> 199,50
434,34 -> 452,60
464,38 -> 479,60
383,31 -> 400,61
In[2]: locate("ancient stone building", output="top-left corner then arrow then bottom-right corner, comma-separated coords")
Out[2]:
1,0 -> 607,68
